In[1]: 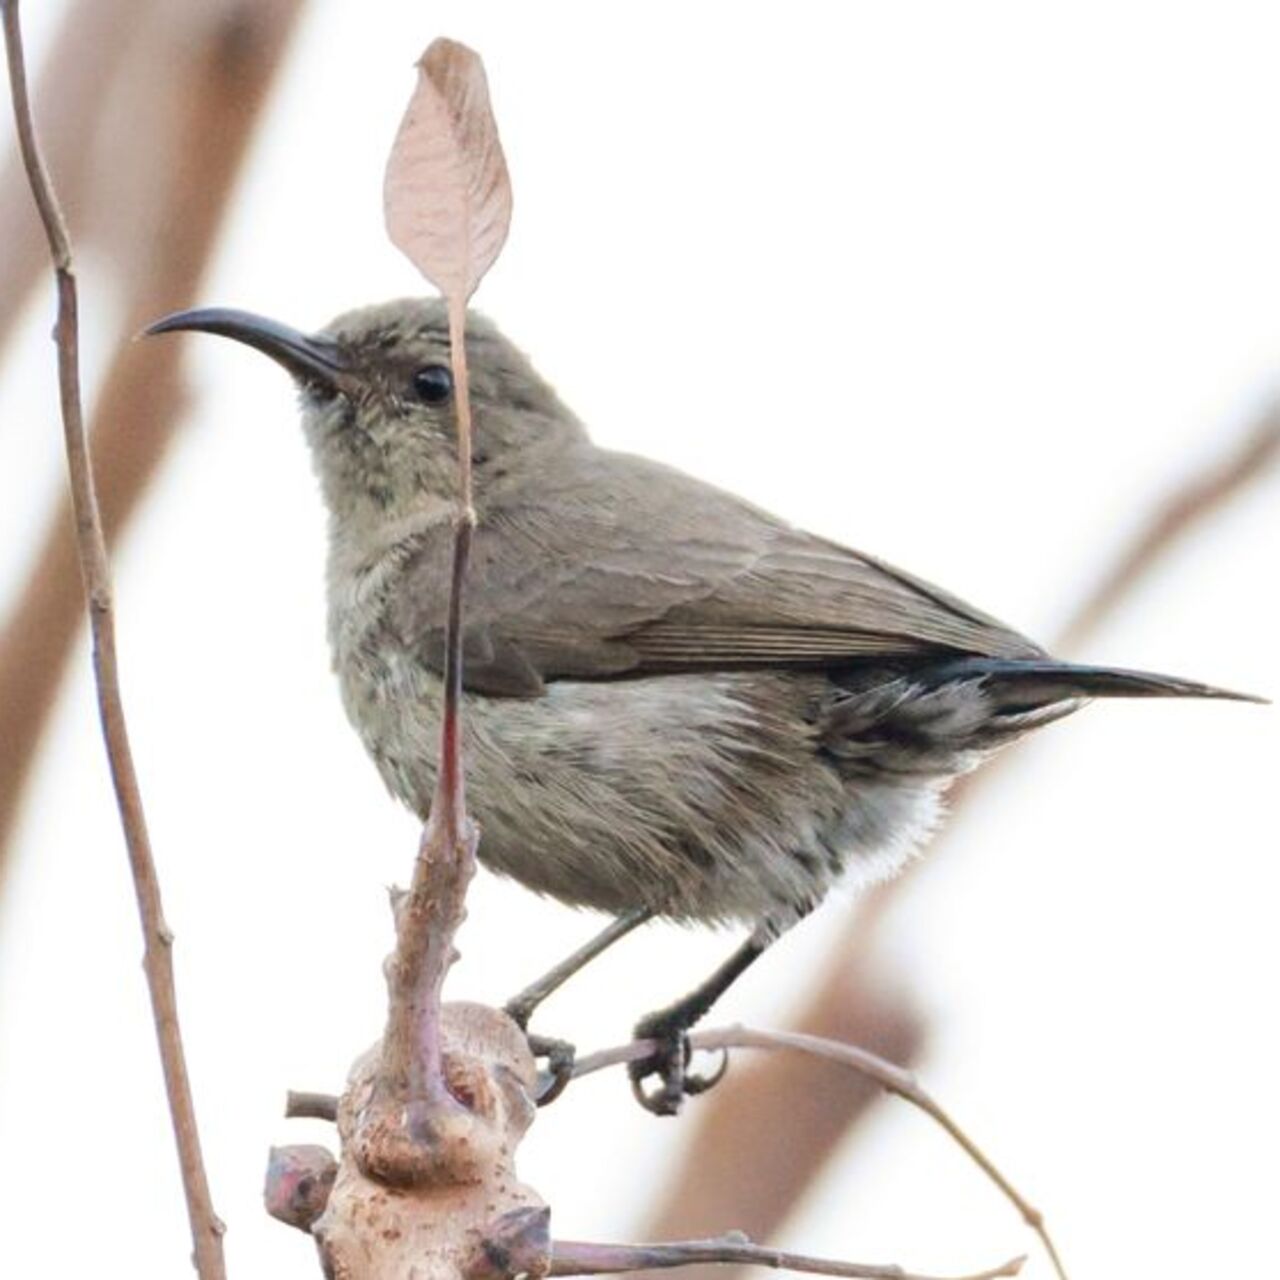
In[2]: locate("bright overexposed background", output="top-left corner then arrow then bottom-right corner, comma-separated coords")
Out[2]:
1,4 -> 1277,1277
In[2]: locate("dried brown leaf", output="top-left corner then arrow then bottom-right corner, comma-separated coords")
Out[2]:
384,37 -> 512,301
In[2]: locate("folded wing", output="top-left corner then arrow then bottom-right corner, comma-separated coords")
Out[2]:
392,445 -> 1044,697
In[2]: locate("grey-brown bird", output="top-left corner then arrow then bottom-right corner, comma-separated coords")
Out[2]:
148,298 -> 1255,1114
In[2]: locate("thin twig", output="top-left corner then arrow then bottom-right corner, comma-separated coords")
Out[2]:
549,1236 -> 1024,1280
1,3 -> 225,1277
375,54 -> 493,1121
373,301 -> 477,1122
573,1025 -> 1065,1280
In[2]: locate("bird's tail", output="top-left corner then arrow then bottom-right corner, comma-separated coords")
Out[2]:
917,657 -> 1265,712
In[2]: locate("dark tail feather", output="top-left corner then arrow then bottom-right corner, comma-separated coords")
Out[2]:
918,657 -> 1266,711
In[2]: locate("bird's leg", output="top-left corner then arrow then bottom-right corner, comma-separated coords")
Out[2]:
506,907 -> 653,1028
629,920 -> 777,1117
505,907 -> 652,1105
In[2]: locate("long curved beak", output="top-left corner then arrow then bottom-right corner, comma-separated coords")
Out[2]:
144,307 -> 348,388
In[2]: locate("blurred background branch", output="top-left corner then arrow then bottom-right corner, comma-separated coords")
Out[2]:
0,0 -> 306,888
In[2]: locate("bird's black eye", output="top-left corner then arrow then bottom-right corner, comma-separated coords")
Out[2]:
411,364 -> 453,405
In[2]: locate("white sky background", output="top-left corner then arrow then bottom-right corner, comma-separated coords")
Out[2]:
1,3 -> 1278,1276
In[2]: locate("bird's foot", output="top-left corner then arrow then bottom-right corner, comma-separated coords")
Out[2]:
525,1032 -> 577,1107
628,1011 -> 729,1116
503,996 -> 577,1107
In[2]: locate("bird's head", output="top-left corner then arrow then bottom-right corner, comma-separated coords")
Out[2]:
146,297 -> 583,527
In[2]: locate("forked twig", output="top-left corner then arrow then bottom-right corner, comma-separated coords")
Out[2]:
274,1169 -> 1023,1280
574,1025 -> 1066,1280
467,1209 -> 1023,1280
1,3 -> 225,1276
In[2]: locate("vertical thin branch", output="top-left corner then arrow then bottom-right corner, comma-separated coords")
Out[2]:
370,36 -> 507,1113
1,3 -> 226,1276
376,299 -> 477,1115
448,298 -> 476,520
438,297 -> 476,814
326,41 -> 518,1220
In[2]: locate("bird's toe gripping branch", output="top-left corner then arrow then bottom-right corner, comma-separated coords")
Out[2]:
628,1013 -> 730,1117
526,1032 -> 578,1107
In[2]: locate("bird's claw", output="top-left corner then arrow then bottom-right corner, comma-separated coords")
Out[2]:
525,1032 -> 577,1107
683,1046 -> 729,1096
628,1018 -> 730,1116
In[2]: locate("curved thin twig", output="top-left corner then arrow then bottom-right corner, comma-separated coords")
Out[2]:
1,3 -> 225,1276
549,1235 -> 1025,1280
573,1025 -> 1066,1280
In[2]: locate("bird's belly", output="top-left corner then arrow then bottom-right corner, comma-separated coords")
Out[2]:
338,646 -> 943,924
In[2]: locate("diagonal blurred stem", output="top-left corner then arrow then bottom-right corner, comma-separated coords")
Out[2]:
1054,404 -> 1280,652
0,0 -> 307,892
637,400 -> 1280,1277
0,0 -> 152,353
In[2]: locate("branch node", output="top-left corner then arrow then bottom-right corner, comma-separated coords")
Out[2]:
264,1144 -> 337,1233
467,1206 -> 552,1280
312,1005 -> 547,1278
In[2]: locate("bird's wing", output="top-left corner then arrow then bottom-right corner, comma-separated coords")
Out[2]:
391,445 -> 1044,697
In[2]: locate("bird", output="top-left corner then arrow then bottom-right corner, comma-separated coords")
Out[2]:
147,297 -> 1257,1115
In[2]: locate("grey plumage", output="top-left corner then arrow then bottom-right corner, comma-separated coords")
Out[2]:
147,296 -> 1256,1110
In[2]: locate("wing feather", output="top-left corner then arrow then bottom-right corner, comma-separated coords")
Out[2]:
390,445 -> 1042,696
